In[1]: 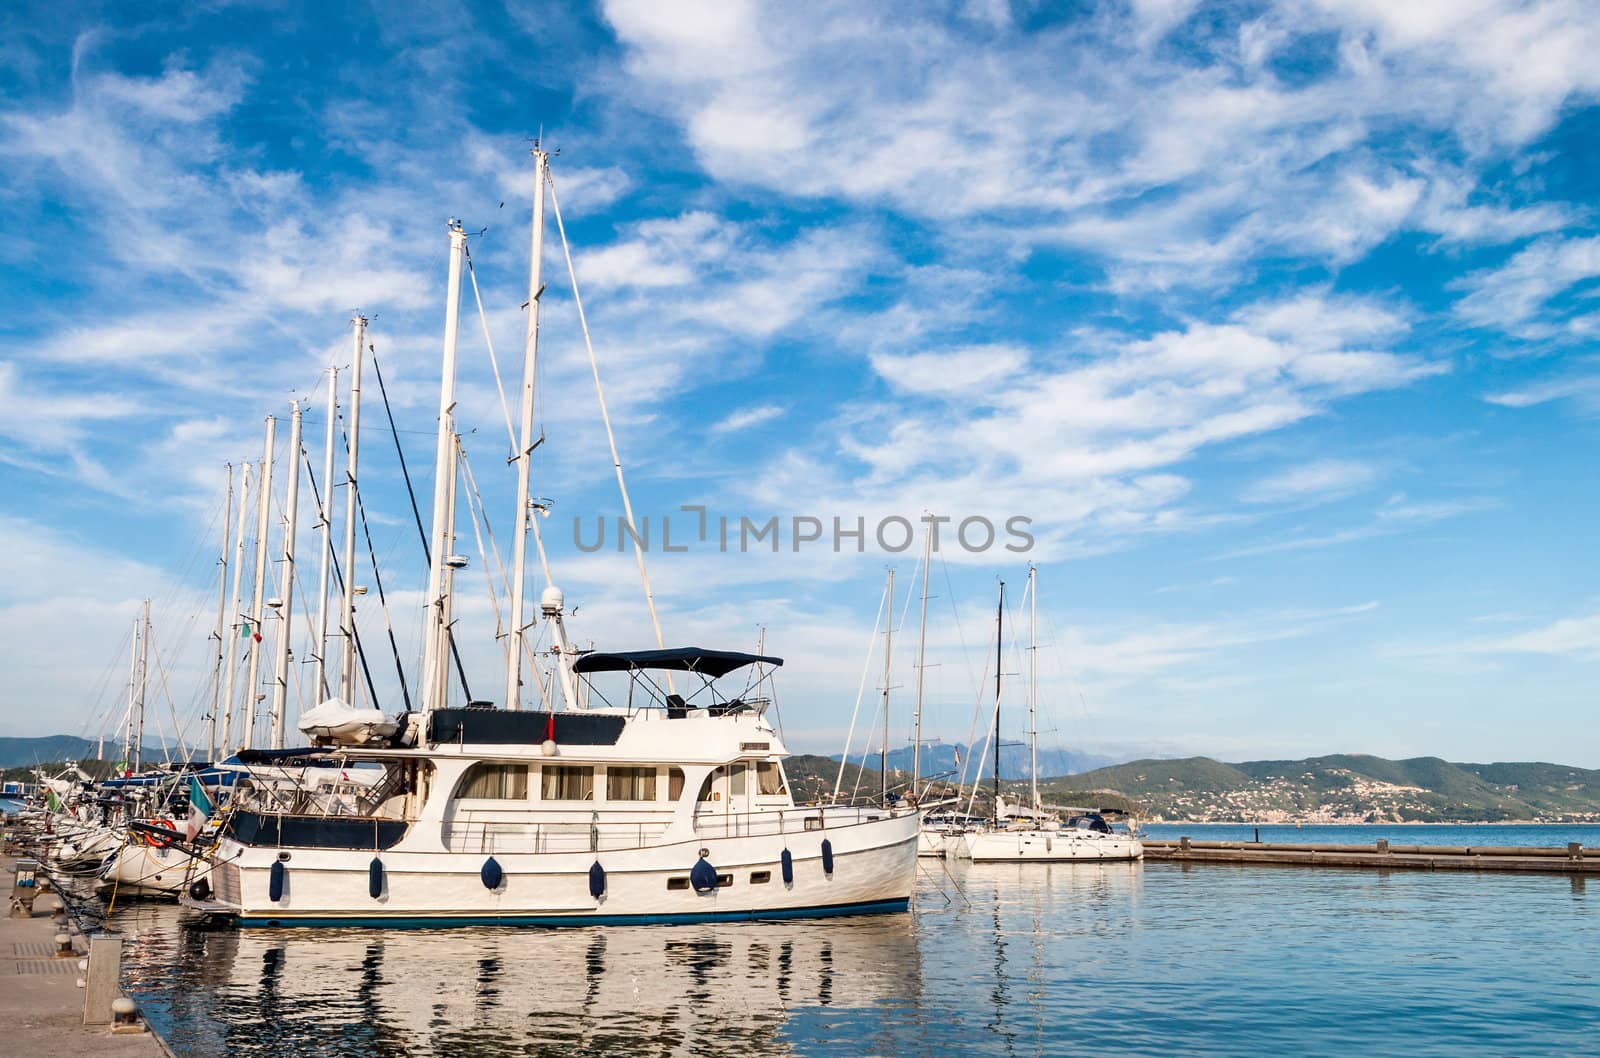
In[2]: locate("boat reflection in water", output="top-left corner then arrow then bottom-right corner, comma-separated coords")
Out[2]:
113,903 -> 923,1056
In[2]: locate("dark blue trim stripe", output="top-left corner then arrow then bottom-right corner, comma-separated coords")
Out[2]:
232,897 -> 909,929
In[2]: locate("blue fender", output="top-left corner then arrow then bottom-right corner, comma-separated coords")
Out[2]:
268,859 -> 286,902
589,860 -> 606,899
780,847 -> 794,886
820,838 -> 834,876
690,856 -> 718,893
481,855 -> 503,891
369,857 -> 384,900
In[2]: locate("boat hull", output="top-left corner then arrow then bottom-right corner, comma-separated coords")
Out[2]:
187,812 -> 920,928
954,828 -> 1144,862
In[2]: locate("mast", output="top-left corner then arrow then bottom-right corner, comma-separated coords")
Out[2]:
505,146 -> 548,712
269,401 -> 302,748
1028,565 -> 1038,813
880,568 -> 894,805
421,221 -> 468,716
207,463 -> 233,761
312,364 -> 339,701
339,316 -> 367,704
440,430 -> 462,704
220,461 -> 252,752
912,527 -> 930,800
993,580 -> 1003,825
122,612 -> 138,768
133,597 -> 150,771
244,416 -> 276,747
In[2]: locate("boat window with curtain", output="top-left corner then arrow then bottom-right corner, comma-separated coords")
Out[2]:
541,765 -> 594,801
458,763 -> 528,800
667,767 -> 685,800
756,761 -> 786,796
606,766 -> 657,801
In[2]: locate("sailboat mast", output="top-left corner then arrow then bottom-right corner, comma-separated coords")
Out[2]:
220,461 -> 252,752
421,221 -> 468,716
269,401 -> 302,748
339,316 -> 367,704
133,597 -> 150,771
207,463 -> 233,761
1029,565 -> 1038,813
312,364 -> 338,701
244,416 -> 276,746
880,568 -> 894,805
122,612 -> 138,767
993,580 -> 1003,824
506,146 -> 548,712
912,527 -> 930,799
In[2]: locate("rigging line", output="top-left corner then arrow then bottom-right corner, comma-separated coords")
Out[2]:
850,569 -> 920,802
79,622 -> 136,742
959,611 -> 999,815
462,243 -> 520,455
149,636 -> 197,765
455,440 -> 510,640
546,168 -> 671,660
832,582 -> 887,803
353,468 -> 413,715
371,349 -> 471,703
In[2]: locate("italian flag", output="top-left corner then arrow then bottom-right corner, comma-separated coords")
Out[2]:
186,776 -> 215,840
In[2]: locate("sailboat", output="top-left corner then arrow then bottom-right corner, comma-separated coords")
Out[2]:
951,568 -> 1143,863
179,148 -> 920,926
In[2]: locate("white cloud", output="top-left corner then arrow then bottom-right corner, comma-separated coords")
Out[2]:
870,345 -> 1027,398
1241,459 -> 1380,504
600,0 -> 1600,290
1453,235 -> 1600,338
709,404 -> 785,434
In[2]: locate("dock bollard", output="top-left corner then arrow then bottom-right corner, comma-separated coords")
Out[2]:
1377,839 -> 1389,853
54,932 -> 74,958
1570,842 -> 1583,860
110,996 -> 146,1035
1179,836 -> 1191,852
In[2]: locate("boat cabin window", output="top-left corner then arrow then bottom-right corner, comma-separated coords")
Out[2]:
606,766 -> 657,801
729,764 -> 746,796
457,763 -> 528,800
756,761 -> 786,796
541,765 -> 594,801
668,767 -> 684,800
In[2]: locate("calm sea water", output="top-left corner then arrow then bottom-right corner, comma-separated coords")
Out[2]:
106,827 -> 1600,1057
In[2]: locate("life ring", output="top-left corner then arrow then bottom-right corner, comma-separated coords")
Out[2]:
147,818 -> 176,848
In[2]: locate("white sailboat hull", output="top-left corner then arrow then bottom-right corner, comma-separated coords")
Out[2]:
953,828 -> 1144,862
96,840 -> 210,898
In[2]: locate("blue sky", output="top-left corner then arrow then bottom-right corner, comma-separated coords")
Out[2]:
2,1 -> 1598,767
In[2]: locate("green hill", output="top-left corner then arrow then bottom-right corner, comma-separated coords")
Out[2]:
1038,755 -> 1600,823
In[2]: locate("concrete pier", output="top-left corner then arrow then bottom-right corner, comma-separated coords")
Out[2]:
1143,838 -> 1600,873
2,853 -> 165,1057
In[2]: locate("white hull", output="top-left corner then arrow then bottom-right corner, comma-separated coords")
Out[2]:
953,828 -> 1144,862
97,841 -> 209,898
192,811 -> 919,926
917,829 -> 948,858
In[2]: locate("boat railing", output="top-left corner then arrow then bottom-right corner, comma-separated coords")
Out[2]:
689,805 -> 887,840
443,815 -> 674,854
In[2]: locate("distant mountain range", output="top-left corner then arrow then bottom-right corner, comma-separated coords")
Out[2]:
829,742 -> 1116,780
0,735 -> 105,768
1040,754 -> 1600,823
0,735 -> 179,769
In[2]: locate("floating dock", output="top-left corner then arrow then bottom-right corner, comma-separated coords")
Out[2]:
1143,837 -> 1600,874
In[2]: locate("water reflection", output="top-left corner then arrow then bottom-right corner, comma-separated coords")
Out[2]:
111,859 -> 1600,1057
114,903 -> 922,1057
